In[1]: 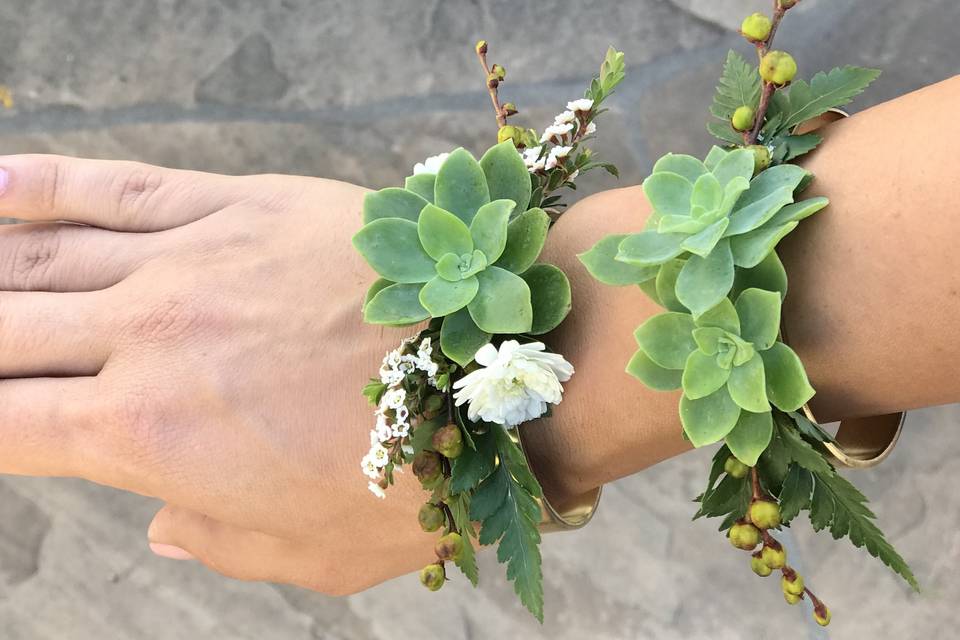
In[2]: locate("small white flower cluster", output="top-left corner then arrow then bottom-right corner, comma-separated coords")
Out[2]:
362,336 -> 442,498
412,152 -> 450,176
453,340 -> 574,427
525,98 -> 597,174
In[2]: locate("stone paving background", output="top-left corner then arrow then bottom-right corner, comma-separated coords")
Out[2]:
0,1 -> 956,638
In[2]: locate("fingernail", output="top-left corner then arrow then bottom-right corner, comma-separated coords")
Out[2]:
0,168 -> 8,196
149,543 -> 195,561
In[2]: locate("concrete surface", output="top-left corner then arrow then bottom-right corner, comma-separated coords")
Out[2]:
0,0 -> 957,638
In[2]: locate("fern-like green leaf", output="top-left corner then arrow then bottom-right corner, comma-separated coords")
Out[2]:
710,50 -> 762,121
777,66 -> 881,132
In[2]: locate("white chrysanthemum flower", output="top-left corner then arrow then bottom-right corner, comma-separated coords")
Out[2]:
583,121 -> 597,136
413,152 -> 450,176
545,145 -> 573,170
453,340 -> 574,426
381,387 -> 406,410
554,110 -> 576,125
368,481 -> 386,499
567,98 -> 594,113
540,122 -> 573,143
361,454 -> 379,479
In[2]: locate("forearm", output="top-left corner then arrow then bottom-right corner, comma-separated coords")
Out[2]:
525,75 -> 960,505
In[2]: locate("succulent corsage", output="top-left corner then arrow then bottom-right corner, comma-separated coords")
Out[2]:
581,0 -> 917,627
353,43 -> 624,620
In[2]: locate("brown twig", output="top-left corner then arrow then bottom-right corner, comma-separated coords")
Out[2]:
750,466 -> 764,500
475,41 -> 507,128
745,0 -> 797,145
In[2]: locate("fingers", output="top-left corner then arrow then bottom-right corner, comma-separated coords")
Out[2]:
0,154 -> 251,232
0,377 -> 105,478
147,505 -> 344,593
0,290 -> 114,377
0,222 -> 165,292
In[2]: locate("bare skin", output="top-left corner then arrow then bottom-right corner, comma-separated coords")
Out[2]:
0,75 -> 955,595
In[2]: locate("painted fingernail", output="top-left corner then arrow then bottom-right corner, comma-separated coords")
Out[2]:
149,543 -> 195,561
0,168 -> 8,196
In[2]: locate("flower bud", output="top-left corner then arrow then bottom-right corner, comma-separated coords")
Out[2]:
723,456 -> 749,479
486,73 -> 499,89
740,13 -> 772,42
747,144 -> 771,174
731,105 -> 755,132
434,532 -> 464,562
418,502 -> 445,532
491,64 -> 506,81
432,424 -> 464,459
475,40 -> 488,55
728,523 -> 761,551
759,51 -> 797,85
783,591 -> 802,605
750,554 -> 772,577
779,0 -> 798,8
781,573 -> 805,596
412,450 -> 442,483
814,605 -> 832,626
761,543 -> 786,569
502,102 -> 518,116
419,563 -> 445,591
749,499 -> 782,529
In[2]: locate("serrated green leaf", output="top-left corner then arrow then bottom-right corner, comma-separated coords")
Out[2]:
626,349 -> 683,390
680,385 -> 742,447
361,380 -> 387,406
579,234 -> 659,286
695,473 -> 749,520
779,66 -> 881,131
634,312 -> 697,370
435,148 -> 491,224
363,282 -> 429,325
775,417 -> 834,476
440,307 -> 491,367
404,174 -> 436,203
724,410 -> 773,466
761,342 -> 816,412
468,266 -> 533,334
353,218 -> 436,284
363,187 -> 429,224
451,428 -> 497,493
675,238 -> 735,317
777,133 -> 823,162
454,521 -> 479,585
480,141 -> 532,214
495,208 -> 550,274
710,50 -> 762,121
522,263 -> 571,335
777,463 -> 813,523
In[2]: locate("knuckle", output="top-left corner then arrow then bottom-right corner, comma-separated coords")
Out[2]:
9,226 -> 63,286
123,293 -> 204,343
112,165 -> 165,227
108,386 -> 177,473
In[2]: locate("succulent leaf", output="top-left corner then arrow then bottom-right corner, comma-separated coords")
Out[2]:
634,312 -> 697,369
616,231 -> 687,267
683,350 -> 732,399
495,208 -> 550,274
480,141 -> 532,215
763,196 -> 829,228
760,342 -> 816,411
682,218 -> 729,257
404,174 -> 436,203
675,238 -> 735,317
626,349 -> 683,390
352,218 -> 436,283
435,148 -> 491,224
725,164 -> 807,235
440,307 -> 491,366
363,278 -> 393,311
579,234 -> 659,286
732,251 -> 788,300
363,282 -> 430,325
652,153 -> 708,183
417,204 -> 474,261
468,266 -> 533,334
727,353 -> 770,412
695,298 -> 740,334
710,148 -> 755,188
363,187 -> 429,224
735,288 -> 781,351
435,253 -> 464,281
691,173 -> 723,211
419,275 -> 480,317
655,259 -> 688,312
643,171 -> 693,216
725,410 -> 774,466
730,221 -> 798,268
470,199 -> 515,264
521,264 -> 571,335
680,386 -> 742,447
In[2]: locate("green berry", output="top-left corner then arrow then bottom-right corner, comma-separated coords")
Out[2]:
782,573 -> 805,596
728,523 -> 761,551
731,106 -> 755,132
759,51 -> 797,85
749,500 -> 782,529
723,456 -> 749,479
497,125 -> 523,146
418,503 -> 445,532
784,591 -> 802,605
761,544 -> 786,569
750,554 -> 772,577
412,450 -> 442,484
814,606 -> 832,626
432,424 -> 464,459
419,563 -> 446,591
746,145 -> 771,174
434,532 -> 464,562
740,13 -> 772,42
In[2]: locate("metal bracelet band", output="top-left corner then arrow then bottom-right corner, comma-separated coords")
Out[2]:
512,428 -> 602,533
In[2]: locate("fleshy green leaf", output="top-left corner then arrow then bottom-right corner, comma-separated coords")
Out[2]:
495,208 -> 550,274
419,275 -> 479,317
440,307 -> 492,367
691,173 -> 722,211
778,66 -> 881,131
616,231 -> 687,267
682,218 -> 729,257
763,196 -> 829,228
692,326 -> 725,356
634,312 -> 697,370
704,146 -> 728,171
680,386 -> 742,447
468,266 -> 533,334
435,148 -> 491,224
363,282 -> 429,325
695,298 -> 740,334
417,204 -> 473,261
626,349 -> 683,390
435,253 -> 462,281
655,258 -> 688,312
730,221 -> 798,268
362,187 -> 429,224
404,174 -> 436,203
480,141 -> 532,214
470,199 -> 514,263
727,353 -> 770,412
735,288 -> 781,351
352,218 -> 436,283
579,235 -> 659,286
675,238 -> 735,317
682,350 -> 731,399
363,278 -> 393,311
760,342 -> 816,411
732,250 -> 788,301
711,148 -> 755,189
724,410 -> 773,466
643,171 -> 693,216
522,264 -> 571,335
725,165 -> 807,236
653,154 -> 708,183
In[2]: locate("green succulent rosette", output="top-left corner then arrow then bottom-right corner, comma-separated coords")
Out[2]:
353,141 -> 571,366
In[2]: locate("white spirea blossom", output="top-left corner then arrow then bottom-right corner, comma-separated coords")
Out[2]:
545,145 -> 573,170
452,340 -> 574,427
522,146 -> 545,173
567,98 -> 594,113
368,481 -> 386,499
540,122 -> 573,143
584,121 -> 597,136
413,152 -> 450,176
553,110 -> 576,125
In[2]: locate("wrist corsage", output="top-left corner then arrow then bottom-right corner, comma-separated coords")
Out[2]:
353,42 -> 624,620
581,0 -> 917,627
